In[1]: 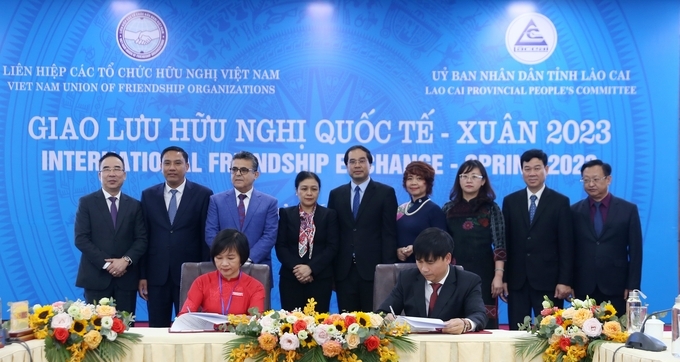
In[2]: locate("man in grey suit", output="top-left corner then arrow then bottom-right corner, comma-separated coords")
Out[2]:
571,160 -> 642,315
205,151 -> 278,269
75,152 -> 147,314
139,146 -> 213,327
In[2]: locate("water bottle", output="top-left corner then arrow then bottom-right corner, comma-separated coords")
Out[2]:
672,294 -> 680,357
626,289 -> 643,333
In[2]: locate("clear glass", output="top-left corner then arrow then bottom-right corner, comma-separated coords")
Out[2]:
627,305 -> 647,333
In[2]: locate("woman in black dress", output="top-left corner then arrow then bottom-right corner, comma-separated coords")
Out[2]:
275,171 -> 339,312
442,160 -> 505,329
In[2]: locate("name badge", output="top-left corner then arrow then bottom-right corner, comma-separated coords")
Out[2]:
233,292 -> 243,296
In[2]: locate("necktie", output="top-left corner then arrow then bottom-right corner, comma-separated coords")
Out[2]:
109,196 -> 118,227
352,186 -> 361,219
529,195 -> 537,223
237,194 -> 247,228
594,201 -> 603,236
168,189 -> 178,225
428,283 -> 441,317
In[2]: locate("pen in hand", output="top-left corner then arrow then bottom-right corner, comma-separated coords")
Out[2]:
389,305 -> 396,318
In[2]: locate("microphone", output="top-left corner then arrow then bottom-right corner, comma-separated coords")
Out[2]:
625,308 -> 670,352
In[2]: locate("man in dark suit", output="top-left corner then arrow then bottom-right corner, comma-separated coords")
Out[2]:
75,152 -> 147,314
571,160 -> 642,315
328,145 -> 398,312
138,146 -> 213,327
377,227 -> 487,333
502,149 -> 574,329
205,151 -> 278,270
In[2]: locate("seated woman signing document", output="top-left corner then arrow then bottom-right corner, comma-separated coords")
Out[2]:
179,229 -> 265,316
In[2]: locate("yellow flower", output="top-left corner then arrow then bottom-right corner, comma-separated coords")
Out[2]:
315,313 -> 329,325
339,352 -> 360,362
257,332 -> 278,351
227,314 -> 249,326
83,330 -> 102,349
378,345 -> 399,362
70,320 -> 87,336
33,305 -> 54,323
609,331 -> 629,343
346,333 -> 360,349
540,315 -> 555,326
601,304 -> 617,320
602,321 -> 622,337
67,342 -> 86,362
279,323 -> 293,334
355,312 -> 372,328
34,327 -> 49,339
332,319 -> 347,334
90,316 -> 102,331
571,308 -> 593,327
95,305 -> 116,317
303,298 -> 317,316
291,311 -> 305,319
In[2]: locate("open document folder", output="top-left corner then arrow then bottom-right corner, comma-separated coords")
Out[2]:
395,316 -> 446,333
169,312 -> 229,332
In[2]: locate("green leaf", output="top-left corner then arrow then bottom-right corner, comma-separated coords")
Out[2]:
514,336 -> 549,360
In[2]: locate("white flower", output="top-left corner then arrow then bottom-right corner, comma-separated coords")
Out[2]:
369,313 -> 384,327
347,323 -> 360,334
101,316 -> 113,329
542,300 -> 552,309
312,325 -> 330,345
101,329 -> 117,341
67,305 -> 81,319
80,306 -> 94,320
297,330 -> 308,340
571,299 -> 584,308
567,325 -> 581,336
554,326 -> 565,336
562,308 -> 576,319
286,315 -> 298,324
325,324 -> 339,335
260,315 -> 275,330
303,316 -> 316,327
99,298 -> 111,306
279,333 -> 300,351
581,318 -> 603,337
50,313 -> 73,329
32,304 -> 42,313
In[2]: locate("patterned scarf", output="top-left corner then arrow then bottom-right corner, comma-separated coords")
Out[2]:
298,204 -> 316,258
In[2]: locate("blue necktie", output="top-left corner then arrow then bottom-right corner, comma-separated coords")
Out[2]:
168,189 -> 178,225
529,195 -> 537,223
352,186 -> 361,219
594,201 -> 603,236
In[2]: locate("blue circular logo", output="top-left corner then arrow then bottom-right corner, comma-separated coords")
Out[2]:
116,10 -> 168,61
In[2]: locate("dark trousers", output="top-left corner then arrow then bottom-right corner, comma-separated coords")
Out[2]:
507,281 -> 563,330
575,286 -> 626,317
335,264 -> 374,312
147,278 -> 181,327
279,276 -> 333,313
84,282 -> 137,318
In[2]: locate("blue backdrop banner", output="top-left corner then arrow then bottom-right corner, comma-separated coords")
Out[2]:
0,0 -> 677,323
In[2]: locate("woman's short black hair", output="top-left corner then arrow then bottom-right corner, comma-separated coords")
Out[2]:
210,229 -> 250,266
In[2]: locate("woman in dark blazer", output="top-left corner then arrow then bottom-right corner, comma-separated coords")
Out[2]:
275,171 -> 339,312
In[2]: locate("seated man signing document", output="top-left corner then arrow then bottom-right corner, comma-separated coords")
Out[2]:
377,227 -> 487,334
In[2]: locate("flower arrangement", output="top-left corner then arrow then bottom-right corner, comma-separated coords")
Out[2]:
515,296 -> 628,362
28,297 -> 141,362
223,298 -> 416,362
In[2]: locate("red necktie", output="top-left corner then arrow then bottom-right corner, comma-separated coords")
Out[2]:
237,194 -> 247,228
428,283 -> 441,317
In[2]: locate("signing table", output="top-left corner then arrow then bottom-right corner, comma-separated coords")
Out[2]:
0,329 -> 674,362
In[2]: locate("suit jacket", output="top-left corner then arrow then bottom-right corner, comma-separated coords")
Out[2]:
75,190 -> 148,291
377,266 -> 487,330
275,205 -> 339,281
139,180 -> 213,287
502,187 -> 574,291
328,179 -> 398,281
205,188 -> 278,267
571,195 -> 642,296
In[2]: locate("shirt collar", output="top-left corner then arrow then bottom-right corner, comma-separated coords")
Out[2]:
526,184 -> 546,201
102,189 -> 120,199
165,179 -> 187,194
429,265 -> 451,286
351,177 -> 371,193
589,192 -> 612,207
234,187 -> 254,199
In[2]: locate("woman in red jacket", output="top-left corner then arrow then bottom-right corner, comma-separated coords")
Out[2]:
179,229 -> 265,315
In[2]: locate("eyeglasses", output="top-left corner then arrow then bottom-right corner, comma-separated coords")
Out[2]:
100,167 -> 124,174
580,177 -> 606,184
230,167 -> 256,175
348,158 -> 368,166
459,174 -> 484,181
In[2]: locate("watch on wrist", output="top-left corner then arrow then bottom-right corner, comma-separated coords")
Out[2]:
123,256 -> 132,265
462,319 -> 472,333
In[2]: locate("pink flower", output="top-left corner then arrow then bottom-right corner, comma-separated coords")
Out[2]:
279,332 -> 300,351
462,221 -> 474,230
51,301 -> 66,311
540,308 -> 554,316
581,318 -> 603,337
312,325 -> 330,345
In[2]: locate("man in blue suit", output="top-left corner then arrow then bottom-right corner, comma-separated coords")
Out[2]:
205,151 -> 278,270
138,146 -> 213,327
